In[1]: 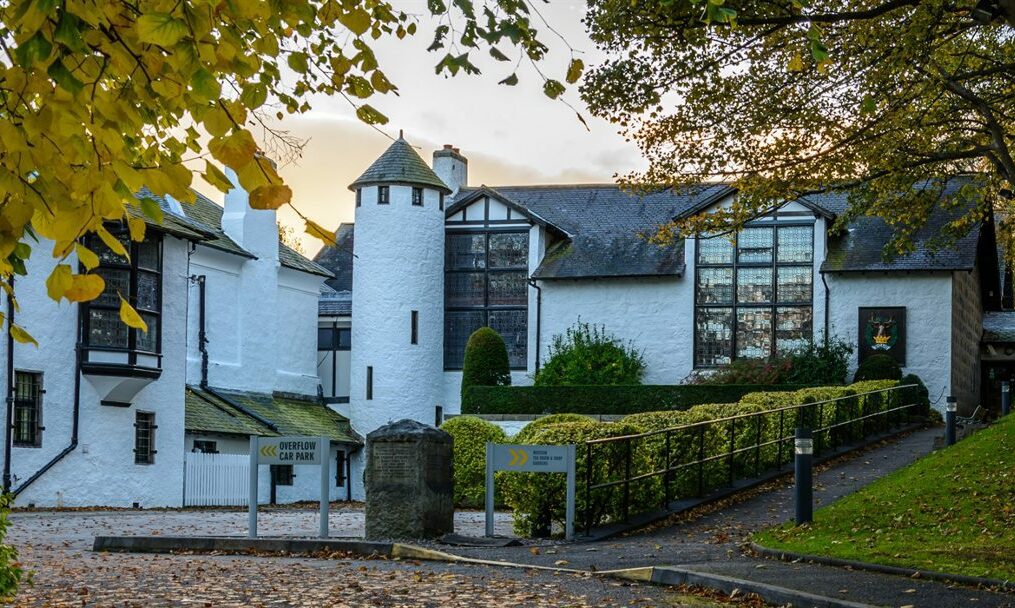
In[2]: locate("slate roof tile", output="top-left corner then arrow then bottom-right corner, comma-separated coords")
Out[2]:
349,138 -> 450,192
313,223 -> 354,292
982,311 -> 1015,342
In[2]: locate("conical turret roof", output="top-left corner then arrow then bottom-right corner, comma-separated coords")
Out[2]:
348,137 -> 451,193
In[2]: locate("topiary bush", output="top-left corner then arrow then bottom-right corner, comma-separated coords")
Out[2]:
439,416 -> 507,508
852,354 -> 902,382
461,327 -> 511,399
514,414 -> 595,443
900,373 -> 931,419
534,321 -> 645,386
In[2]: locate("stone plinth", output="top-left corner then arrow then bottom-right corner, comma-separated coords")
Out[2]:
364,419 -> 453,540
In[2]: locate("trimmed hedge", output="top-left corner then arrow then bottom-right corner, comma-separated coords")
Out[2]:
462,384 -> 812,416
439,416 -> 507,508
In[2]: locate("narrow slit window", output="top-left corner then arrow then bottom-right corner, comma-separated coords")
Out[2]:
439,192 -> 445,211
366,366 -> 373,400
355,188 -> 362,207
411,310 -> 419,344
377,186 -> 389,205
412,187 -> 423,206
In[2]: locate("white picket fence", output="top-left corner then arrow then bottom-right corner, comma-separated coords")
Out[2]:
184,452 -> 249,506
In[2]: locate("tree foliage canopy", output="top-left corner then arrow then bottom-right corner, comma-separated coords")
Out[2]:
0,0 -> 579,338
582,0 -> 1015,255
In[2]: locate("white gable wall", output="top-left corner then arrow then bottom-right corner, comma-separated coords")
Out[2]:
276,268 -> 324,395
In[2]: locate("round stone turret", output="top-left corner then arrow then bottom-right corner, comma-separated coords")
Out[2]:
348,137 -> 451,436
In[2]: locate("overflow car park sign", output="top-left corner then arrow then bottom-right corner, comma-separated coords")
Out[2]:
248,435 -> 330,539
256,437 -> 323,465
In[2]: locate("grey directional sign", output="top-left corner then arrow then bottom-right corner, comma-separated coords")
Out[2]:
486,442 -> 576,540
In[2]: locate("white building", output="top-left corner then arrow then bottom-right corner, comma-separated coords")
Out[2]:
315,138 -> 1008,499
2,178 -> 361,508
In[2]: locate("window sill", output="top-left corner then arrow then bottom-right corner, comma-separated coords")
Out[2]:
81,362 -> 162,380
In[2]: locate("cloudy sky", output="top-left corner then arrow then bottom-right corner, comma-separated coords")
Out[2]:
245,1 -> 646,254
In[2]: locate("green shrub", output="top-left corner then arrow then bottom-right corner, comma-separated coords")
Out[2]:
0,495 -> 23,601
461,327 -> 511,398
439,416 -> 507,508
500,420 -> 656,536
697,338 -> 853,386
900,373 -> 931,419
534,321 -> 645,386
515,414 -> 595,443
462,384 -> 809,415
852,354 -> 902,382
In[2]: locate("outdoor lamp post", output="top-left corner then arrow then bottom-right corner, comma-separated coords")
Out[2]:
794,427 -> 814,525
945,396 -> 957,446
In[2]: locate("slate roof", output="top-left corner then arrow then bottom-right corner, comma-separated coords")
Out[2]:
146,189 -> 332,277
186,386 -> 360,444
319,284 -> 351,317
816,178 -> 984,273
313,223 -> 354,292
131,188 -> 215,242
982,311 -> 1015,342
349,138 -> 451,193
453,183 -> 733,279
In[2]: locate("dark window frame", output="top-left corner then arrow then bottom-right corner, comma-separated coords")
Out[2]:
192,440 -> 218,454
80,226 -> 163,367
355,188 -> 362,207
693,221 -> 815,368
317,327 -> 351,351
411,310 -> 419,344
412,187 -> 423,206
335,450 -> 347,487
439,192 -> 445,211
134,411 -> 156,465
270,464 -> 294,486
377,185 -> 389,205
444,226 -> 529,370
12,371 -> 43,448
366,366 -> 373,400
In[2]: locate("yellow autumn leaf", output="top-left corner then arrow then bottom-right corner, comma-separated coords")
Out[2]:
305,220 -> 335,245
788,53 -> 805,72
119,297 -> 148,332
75,244 -> 100,270
64,274 -> 106,302
203,161 -> 234,192
208,129 -> 257,170
10,324 -> 37,347
96,225 -> 129,260
249,184 -> 292,210
128,217 -> 146,242
46,264 -> 74,300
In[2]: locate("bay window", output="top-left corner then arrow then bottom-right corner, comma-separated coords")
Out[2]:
694,224 -> 813,367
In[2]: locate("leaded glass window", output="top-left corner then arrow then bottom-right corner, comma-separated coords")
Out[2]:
694,223 -> 813,367
134,411 -> 156,465
445,230 -> 529,369
81,226 -> 163,364
13,371 -> 42,448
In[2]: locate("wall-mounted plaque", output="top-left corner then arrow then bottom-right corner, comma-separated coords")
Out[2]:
858,307 -> 906,365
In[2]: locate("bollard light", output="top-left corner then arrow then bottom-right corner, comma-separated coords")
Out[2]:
1002,382 -> 1011,417
945,395 -> 957,446
794,428 -> 814,525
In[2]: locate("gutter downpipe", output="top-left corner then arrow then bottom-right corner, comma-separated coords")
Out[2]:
4,281 -> 15,492
191,274 -> 278,433
821,272 -> 831,347
528,278 -> 542,372
11,302 -> 81,498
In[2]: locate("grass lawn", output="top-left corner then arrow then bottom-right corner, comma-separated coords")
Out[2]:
753,414 -> 1015,581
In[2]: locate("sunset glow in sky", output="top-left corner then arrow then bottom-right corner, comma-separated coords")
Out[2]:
235,1 -> 647,254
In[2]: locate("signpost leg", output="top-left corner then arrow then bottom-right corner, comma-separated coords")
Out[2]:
565,444 -> 576,541
248,435 -> 258,538
319,436 -> 330,539
485,442 -> 494,537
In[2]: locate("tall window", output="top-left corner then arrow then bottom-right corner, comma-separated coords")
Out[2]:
412,187 -> 423,206
355,188 -> 362,207
81,228 -> 162,365
13,372 -> 42,447
134,411 -> 156,464
694,224 -> 813,367
444,230 -> 528,369
377,186 -> 389,204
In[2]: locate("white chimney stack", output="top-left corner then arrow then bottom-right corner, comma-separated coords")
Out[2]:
221,166 -> 279,262
432,144 -> 468,195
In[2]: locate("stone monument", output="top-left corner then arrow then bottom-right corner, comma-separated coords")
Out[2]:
364,419 -> 454,540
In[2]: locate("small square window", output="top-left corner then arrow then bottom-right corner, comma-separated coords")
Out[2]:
412,187 -> 423,206
270,464 -> 294,486
378,186 -> 390,205
192,440 -> 218,454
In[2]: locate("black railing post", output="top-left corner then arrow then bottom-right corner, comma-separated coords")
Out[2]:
697,424 -> 706,497
945,396 -> 957,446
794,427 -> 813,525
727,417 -> 736,486
753,414 -> 762,477
663,430 -> 671,507
623,437 -> 632,523
1003,382 -> 1011,417
777,409 -> 785,469
815,402 -> 824,457
584,442 -> 592,536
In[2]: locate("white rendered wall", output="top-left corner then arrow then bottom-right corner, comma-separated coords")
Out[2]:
825,271 -> 953,410
349,184 -> 446,437
4,236 -> 190,507
275,268 -> 325,395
